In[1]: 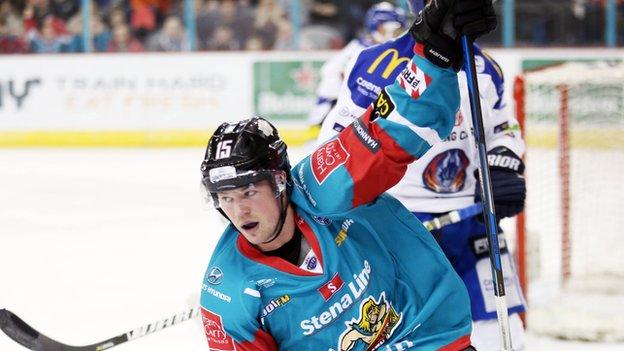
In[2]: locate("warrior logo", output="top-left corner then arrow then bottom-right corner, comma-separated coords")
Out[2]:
338,292 -> 402,351
423,149 -> 470,193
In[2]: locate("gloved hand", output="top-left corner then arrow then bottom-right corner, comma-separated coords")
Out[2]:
409,0 -> 498,70
474,146 -> 526,219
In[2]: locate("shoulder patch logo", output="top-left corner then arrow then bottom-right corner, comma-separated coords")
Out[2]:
311,139 -> 350,185
372,90 -> 395,120
397,61 -> 432,99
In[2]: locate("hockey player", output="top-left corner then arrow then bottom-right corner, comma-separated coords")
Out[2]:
316,1 -> 527,350
198,0 -> 497,350
306,2 -> 407,129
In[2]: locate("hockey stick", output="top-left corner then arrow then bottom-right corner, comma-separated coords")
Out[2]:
0,307 -> 199,351
421,203 -> 482,231
461,36 -> 513,350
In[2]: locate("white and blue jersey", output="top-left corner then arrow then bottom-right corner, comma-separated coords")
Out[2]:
317,32 -> 526,321
201,52 -> 473,350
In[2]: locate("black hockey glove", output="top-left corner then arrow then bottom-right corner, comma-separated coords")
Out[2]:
474,146 -> 526,220
409,0 -> 497,71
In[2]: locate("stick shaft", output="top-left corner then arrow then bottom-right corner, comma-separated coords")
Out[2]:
0,307 -> 199,351
461,36 -> 513,350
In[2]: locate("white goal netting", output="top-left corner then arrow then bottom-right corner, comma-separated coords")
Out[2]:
514,61 -> 624,342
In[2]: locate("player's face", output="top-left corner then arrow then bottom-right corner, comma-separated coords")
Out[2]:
216,181 -> 282,246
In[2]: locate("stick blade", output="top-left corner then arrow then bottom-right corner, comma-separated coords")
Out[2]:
0,309 -> 64,351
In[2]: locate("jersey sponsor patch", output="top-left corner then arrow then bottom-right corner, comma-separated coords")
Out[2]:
311,139 -> 350,184
397,61 -> 432,99
206,266 -> 224,285
332,122 -> 345,133
352,118 -> 380,152
261,294 -> 291,318
372,90 -> 395,120
318,272 -> 344,301
201,308 -> 236,351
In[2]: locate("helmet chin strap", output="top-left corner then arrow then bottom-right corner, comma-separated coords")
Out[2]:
261,192 -> 289,245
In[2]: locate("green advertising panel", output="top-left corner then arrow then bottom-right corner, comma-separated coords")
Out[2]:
521,58 -> 623,125
253,60 -> 325,120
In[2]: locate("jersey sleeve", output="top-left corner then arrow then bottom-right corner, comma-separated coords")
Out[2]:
200,258 -> 277,351
293,48 -> 460,216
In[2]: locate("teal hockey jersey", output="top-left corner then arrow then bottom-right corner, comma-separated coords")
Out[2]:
200,50 -> 472,351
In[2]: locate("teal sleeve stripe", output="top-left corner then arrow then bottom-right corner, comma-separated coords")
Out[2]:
376,55 -> 460,158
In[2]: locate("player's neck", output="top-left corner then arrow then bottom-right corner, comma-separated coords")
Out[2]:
257,204 -> 295,252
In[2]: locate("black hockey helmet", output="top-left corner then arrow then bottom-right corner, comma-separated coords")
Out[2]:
201,117 -> 292,202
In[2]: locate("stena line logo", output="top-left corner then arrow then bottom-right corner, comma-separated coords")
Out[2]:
318,273 -> 345,301
311,139 -> 350,184
301,261 -> 372,336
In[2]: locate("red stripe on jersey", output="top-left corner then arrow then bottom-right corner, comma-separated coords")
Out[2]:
414,42 -> 425,56
437,334 -> 471,351
236,329 -> 278,351
236,215 -> 323,276
337,108 -> 416,207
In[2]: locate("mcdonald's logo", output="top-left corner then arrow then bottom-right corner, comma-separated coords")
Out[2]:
366,49 -> 410,79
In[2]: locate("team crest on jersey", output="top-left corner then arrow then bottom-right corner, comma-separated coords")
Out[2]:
311,139 -> 350,184
423,149 -> 470,193
313,215 -> 332,226
337,292 -> 403,351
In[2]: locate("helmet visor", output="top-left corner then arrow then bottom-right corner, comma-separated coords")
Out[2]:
202,166 -> 285,208
203,166 -> 273,192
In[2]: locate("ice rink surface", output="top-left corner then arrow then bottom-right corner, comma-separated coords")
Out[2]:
1,148 -> 623,351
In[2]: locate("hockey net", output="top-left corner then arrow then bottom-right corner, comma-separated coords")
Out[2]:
513,61 -> 624,342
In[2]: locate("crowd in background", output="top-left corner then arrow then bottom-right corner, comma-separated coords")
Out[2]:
0,0 -> 623,54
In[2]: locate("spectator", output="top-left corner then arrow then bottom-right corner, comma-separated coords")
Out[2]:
195,0 -> 220,50
197,0 -> 253,51
63,14 -> 111,52
50,0 -> 79,22
300,0 -> 344,49
29,14 -> 66,53
108,23 -> 143,52
107,5 -> 128,28
244,34 -> 265,50
145,14 -> 188,51
206,25 -> 238,50
129,0 -> 171,42
252,0 -> 292,49
0,16 -> 28,54
1,1 -> 24,36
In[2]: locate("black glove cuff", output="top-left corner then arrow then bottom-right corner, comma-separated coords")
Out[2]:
423,33 -> 461,70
